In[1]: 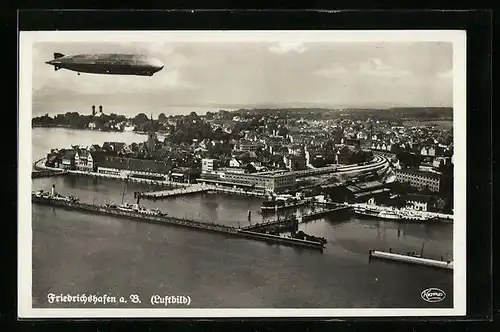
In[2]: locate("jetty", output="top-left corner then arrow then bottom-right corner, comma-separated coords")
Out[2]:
369,250 -> 453,270
137,184 -> 211,198
242,203 -> 351,232
137,184 -> 269,199
32,194 -> 325,251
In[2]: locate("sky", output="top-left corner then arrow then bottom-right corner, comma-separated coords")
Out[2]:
31,41 -> 453,113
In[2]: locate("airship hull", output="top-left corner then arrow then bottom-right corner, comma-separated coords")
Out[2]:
55,63 -> 158,76
46,53 -> 164,77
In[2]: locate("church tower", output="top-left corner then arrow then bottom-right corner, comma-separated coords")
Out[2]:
147,114 -> 156,152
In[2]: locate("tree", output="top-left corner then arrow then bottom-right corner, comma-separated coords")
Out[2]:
245,163 -> 257,173
133,113 -> 149,126
158,113 -> 167,122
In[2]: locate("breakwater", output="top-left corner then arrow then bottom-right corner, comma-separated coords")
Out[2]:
32,195 -> 325,251
369,250 -> 453,270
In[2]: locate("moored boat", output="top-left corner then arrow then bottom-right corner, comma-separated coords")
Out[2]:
116,202 -> 138,212
398,210 -> 435,221
354,206 -> 401,220
261,195 -> 306,211
32,185 -> 79,203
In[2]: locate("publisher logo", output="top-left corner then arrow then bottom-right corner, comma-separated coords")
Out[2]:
421,288 -> 446,303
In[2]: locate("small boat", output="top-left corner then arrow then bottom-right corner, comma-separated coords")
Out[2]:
103,203 -> 117,209
377,210 -> 401,220
398,210 -> 434,221
291,230 -> 327,246
261,195 -> 306,211
117,202 -> 138,212
32,186 -> 79,203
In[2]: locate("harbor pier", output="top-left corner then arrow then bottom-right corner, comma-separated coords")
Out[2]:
32,194 -> 325,251
242,203 -> 351,233
369,250 -> 453,270
137,184 -> 211,199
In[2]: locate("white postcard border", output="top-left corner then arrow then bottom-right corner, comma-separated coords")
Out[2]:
18,30 -> 467,318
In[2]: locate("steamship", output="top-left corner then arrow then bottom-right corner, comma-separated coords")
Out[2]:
353,206 -> 401,220
33,185 -> 79,203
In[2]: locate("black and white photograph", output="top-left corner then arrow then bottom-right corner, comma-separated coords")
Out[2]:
18,30 -> 466,318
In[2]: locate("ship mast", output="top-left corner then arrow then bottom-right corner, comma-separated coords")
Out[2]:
420,242 -> 425,257
121,180 -> 127,204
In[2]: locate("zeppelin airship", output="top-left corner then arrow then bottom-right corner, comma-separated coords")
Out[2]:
45,53 -> 164,76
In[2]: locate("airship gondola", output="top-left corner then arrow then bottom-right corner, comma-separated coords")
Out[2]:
45,53 -> 164,76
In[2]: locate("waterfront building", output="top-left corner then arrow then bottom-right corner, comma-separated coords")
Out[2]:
74,149 -> 94,172
403,193 -> 444,212
169,167 -> 197,183
405,194 -> 430,211
61,150 -> 76,170
45,153 -> 61,168
96,156 -> 170,180
201,158 -> 215,173
343,180 -> 390,203
199,170 -> 296,194
395,168 -> 441,192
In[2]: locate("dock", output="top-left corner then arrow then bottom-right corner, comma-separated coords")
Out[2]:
138,184 -> 211,198
242,203 -> 351,232
298,204 -> 351,222
369,250 -> 453,270
32,195 -> 325,251
242,216 -> 299,232
137,184 -> 269,199
238,230 -> 324,251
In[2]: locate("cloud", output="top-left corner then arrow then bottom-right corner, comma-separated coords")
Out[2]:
437,69 -> 453,79
314,63 -> 349,77
268,41 -> 307,54
359,58 -> 412,78
32,42 -> 198,97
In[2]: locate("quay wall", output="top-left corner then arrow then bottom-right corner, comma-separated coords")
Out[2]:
237,230 -> 324,251
369,250 -> 453,270
32,196 -> 325,251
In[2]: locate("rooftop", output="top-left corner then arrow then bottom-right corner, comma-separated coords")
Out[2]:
396,168 -> 441,180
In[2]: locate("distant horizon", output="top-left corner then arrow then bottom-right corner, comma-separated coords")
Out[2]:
32,99 -> 453,119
